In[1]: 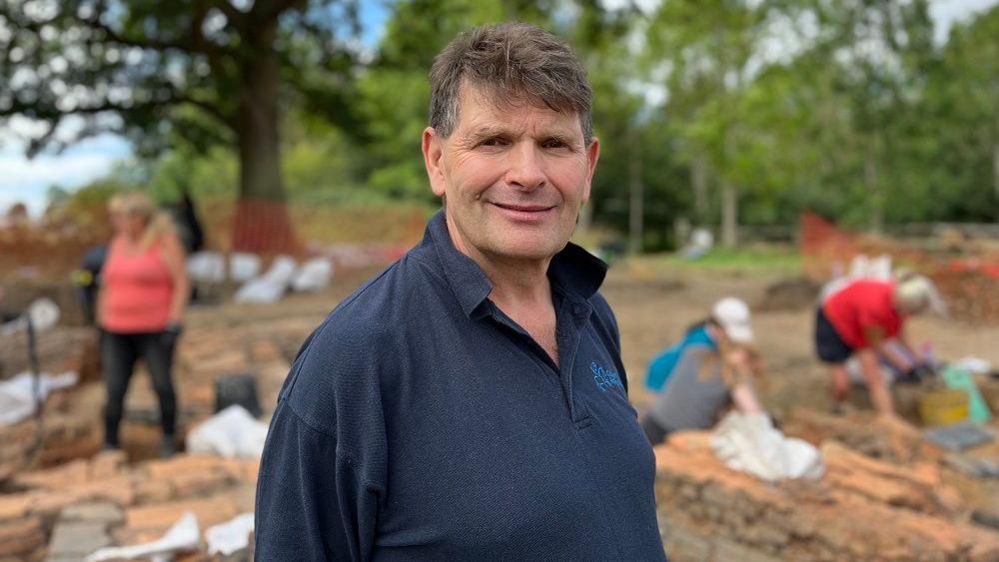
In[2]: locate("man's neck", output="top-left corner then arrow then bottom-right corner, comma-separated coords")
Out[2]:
444,219 -> 555,309
444,220 -> 561,364
480,256 -> 553,312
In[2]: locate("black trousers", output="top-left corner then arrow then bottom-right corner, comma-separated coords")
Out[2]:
101,330 -> 177,447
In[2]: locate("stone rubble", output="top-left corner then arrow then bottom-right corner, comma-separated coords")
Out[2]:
0,450 -> 258,562
5,286 -> 999,560
656,432 -> 999,562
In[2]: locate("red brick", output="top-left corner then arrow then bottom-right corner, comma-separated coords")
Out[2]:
15,459 -> 89,490
89,449 -> 127,480
0,495 -> 33,523
126,495 -> 237,533
133,477 -> 175,505
0,516 -> 43,557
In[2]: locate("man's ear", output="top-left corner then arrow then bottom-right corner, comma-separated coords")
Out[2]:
422,127 -> 446,197
582,137 -> 600,203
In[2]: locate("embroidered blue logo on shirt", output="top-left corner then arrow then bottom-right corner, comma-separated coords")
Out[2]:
591,361 -> 624,392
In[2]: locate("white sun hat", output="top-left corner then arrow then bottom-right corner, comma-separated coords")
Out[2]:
712,297 -> 754,344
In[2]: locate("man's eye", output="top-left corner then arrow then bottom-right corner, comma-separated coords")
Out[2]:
542,139 -> 569,149
480,137 -> 505,147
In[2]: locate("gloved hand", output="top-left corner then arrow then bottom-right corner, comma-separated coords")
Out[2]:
912,363 -> 935,379
899,363 -> 934,384
161,322 -> 183,350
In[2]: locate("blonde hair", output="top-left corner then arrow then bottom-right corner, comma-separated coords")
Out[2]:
114,191 -> 175,250
699,339 -> 766,391
893,272 -> 946,316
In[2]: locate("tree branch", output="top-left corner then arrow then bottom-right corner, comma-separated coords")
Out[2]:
68,10 -> 235,59
253,0 -> 308,25
2,86 -> 234,131
210,0 -> 248,35
175,93 -> 235,127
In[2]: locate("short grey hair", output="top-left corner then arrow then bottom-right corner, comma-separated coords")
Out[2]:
429,23 -> 593,143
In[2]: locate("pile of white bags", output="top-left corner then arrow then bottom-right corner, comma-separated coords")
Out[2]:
711,412 -> 825,482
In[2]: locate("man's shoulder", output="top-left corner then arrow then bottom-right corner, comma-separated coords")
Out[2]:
326,248 -> 442,324
279,251 -> 443,424
586,290 -> 619,332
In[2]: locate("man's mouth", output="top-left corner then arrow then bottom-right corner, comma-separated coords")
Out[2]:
492,203 -> 555,213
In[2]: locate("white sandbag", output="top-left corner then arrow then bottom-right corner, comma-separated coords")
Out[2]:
206,513 -> 255,556
0,371 -> 78,426
291,257 -> 334,292
229,252 -> 262,282
186,405 -> 269,459
847,253 -> 892,280
233,255 -> 298,304
262,255 -> 297,283
954,357 -> 992,375
187,252 -> 226,283
233,278 -> 285,304
711,412 -> 825,482
86,511 -> 199,561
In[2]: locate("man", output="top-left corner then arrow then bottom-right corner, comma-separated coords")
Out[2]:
815,273 -> 942,418
255,23 -> 666,561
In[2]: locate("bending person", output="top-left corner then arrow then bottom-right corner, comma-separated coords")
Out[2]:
641,298 -> 764,445
815,274 -> 942,418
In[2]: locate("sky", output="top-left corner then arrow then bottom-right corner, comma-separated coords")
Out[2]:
0,0 -> 996,216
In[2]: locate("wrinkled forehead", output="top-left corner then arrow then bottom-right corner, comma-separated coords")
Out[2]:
456,81 -> 583,137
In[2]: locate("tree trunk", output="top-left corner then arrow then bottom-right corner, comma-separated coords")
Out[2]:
720,180 -> 738,248
864,146 -> 883,234
232,33 -> 296,254
692,155 -> 708,225
628,130 -> 644,254
993,142 -> 999,221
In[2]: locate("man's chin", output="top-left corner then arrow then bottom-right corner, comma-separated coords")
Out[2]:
486,239 -> 565,263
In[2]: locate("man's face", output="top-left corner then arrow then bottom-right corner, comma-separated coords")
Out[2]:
422,84 -> 599,264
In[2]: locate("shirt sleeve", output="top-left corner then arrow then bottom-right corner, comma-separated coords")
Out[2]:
254,315 -> 388,562
254,399 -> 382,561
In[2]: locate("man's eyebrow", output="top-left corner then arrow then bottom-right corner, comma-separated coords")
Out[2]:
464,125 -> 511,140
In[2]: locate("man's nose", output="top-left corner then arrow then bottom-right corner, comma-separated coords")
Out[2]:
505,142 -> 546,191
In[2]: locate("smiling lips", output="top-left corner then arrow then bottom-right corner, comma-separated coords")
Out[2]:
492,202 -> 555,213
490,202 -> 556,222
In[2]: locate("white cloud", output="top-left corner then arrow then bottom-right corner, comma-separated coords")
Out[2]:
930,0 -> 999,43
0,133 -> 130,216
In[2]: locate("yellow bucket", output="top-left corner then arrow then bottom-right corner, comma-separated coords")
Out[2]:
919,389 -> 969,426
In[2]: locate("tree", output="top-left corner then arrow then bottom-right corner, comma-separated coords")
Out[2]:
0,0 -> 362,252
914,5 -> 999,222
645,0 -> 768,247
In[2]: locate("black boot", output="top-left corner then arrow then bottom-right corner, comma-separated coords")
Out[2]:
159,434 -> 177,458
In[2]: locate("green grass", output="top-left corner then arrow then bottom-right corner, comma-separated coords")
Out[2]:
652,246 -> 801,274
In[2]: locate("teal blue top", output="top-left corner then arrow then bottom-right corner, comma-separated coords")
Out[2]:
645,325 -> 717,391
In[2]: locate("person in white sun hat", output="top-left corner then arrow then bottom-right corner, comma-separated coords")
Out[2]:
640,297 -> 765,445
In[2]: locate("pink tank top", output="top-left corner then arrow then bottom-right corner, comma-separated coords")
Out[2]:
100,236 -> 174,333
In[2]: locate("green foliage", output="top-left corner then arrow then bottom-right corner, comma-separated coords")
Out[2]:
28,0 -> 999,247
659,247 -> 801,274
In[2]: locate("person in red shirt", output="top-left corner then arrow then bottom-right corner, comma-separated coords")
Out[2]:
814,274 -> 943,418
98,192 -> 189,457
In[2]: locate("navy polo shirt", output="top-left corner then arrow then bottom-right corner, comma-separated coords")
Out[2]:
255,211 -> 666,561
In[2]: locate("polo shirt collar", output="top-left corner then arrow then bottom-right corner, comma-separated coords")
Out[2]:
423,210 -> 608,318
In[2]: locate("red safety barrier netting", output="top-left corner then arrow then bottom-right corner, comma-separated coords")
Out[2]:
1,198 -> 429,280
799,211 -> 999,323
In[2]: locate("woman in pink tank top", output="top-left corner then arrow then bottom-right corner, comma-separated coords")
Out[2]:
98,192 -> 190,457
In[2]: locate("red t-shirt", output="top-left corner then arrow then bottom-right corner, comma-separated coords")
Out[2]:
100,237 -> 174,333
822,279 -> 903,349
